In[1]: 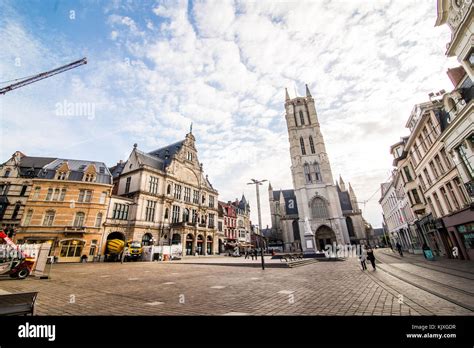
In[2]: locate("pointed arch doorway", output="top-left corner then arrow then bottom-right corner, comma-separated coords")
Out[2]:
315,225 -> 336,251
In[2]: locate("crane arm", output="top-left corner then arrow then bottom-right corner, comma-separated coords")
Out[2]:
0,57 -> 87,95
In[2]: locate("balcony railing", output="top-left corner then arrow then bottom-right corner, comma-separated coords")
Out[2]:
65,226 -> 86,231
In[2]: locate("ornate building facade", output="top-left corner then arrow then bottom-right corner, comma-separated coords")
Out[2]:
269,85 -> 369,253
111,131 -> 222,256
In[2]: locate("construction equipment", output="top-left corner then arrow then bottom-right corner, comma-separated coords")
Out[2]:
0,57 -> 87,95
0,231 -> 35,279
105,239 -> 142,262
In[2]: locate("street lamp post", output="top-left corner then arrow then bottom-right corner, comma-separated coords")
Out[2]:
247,178 -> 267,270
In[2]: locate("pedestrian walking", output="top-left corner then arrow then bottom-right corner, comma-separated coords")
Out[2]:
396,242 -> 403,257
358,246 -> 367,271
244,249 -> 249,259
366,246 -> 376,270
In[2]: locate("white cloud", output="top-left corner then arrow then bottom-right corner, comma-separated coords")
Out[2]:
1,0 -> 458,229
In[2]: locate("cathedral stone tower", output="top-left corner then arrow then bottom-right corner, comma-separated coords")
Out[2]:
284,84 -> 350,252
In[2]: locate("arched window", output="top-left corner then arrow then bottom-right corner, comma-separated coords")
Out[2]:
346,217 -> 355,237
311,198 -> 328,219
309,136 -> 316,154
74,212 -> 85,227
142,233 -> 153,246
294,114 -> 298,127
313,162 -> 322,181
299,110 -> 305,125
95,212 -> 103,228
43,210 -> 55,226
164,208 -> 169,219
304,163 -> 311,183
183,208 -> 190,223
167,184 -> 171,195
300,137 -> 306,155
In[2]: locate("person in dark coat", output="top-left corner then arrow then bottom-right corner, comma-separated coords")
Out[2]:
366,246 -> 376,270
396,242 -> 403,257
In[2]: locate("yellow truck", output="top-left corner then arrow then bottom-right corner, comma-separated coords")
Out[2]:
106,239 -> 142,261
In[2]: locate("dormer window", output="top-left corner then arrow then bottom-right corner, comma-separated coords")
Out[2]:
187,152 -> 193,161
84,173 -> 96,182
57,171 -> 68,180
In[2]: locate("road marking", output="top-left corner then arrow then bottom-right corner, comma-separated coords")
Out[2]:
99,275 -> 110,278
163,282 -> 175,285
224,312 -> 249,316
250,277 -> 260,280
210,286 -> 226,289
278,290 -> 294,294
128,278 -> 139,280
146,302 -> 164,306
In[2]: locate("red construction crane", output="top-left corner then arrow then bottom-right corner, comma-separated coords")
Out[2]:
0,57 -> 87,95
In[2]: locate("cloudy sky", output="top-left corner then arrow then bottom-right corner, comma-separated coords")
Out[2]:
0,0 -> 457,228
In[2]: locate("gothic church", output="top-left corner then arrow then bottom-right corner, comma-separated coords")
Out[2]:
268,85 -> 368,252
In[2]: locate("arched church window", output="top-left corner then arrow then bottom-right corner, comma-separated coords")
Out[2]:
313,162 -> 322,181
299,110 -> 305,125
311,198 -> 328,219
300,137 -> 306,155
294,114 -> 298,127
346,216 -> 355,237
304,163 -> 311,183
167,184 -> 171,195
309,136 -> 316,154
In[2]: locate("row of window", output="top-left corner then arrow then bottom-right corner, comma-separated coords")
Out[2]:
418,150 -> 453,191
0,184 -> 28,197
166,183 -> 215,208
23,209 -> 103,228
304,161 -> 322,183
410,118 -> 440,167
426,178 -> 470,218
112,203 -> 129,220
300,136 -> 316,156
224,217 -> 236,227
385,203 -> 413,231
166,205 -> 216,227
30,187 -> 108,204
293,109 -> 311,127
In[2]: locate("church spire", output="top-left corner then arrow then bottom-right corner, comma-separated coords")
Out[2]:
305,84 -> 312,98
339,175 -> 346,191
285,88 -> 290,102
348,183 -> 359,210
268,181 -> 273,191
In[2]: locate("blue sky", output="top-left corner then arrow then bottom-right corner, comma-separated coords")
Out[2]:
0,0 -> 457,228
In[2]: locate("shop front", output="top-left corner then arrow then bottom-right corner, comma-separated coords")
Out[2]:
442,207 -> 474,261
417,214 -> 449,257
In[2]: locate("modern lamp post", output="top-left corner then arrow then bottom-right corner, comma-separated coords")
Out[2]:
247,178 -> 267,270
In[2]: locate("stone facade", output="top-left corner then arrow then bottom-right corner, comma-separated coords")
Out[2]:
269,85 -> 372,253
436,0 -> 473,80
0,151 -> 113,262
111,131 -> 221,256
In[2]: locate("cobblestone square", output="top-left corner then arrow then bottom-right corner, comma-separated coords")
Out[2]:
0,249 -> 472,316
